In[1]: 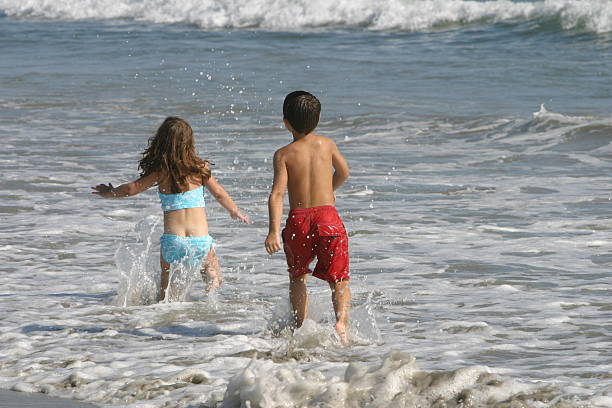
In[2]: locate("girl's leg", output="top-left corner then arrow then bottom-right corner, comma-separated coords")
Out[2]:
159,253 -> 170,301
200,249 -> 222,292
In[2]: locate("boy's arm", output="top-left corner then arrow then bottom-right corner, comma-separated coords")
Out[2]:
205,175 -> 249,223
91,172 -> 158,198
331,143 -> 350,191
265,150 -> 288,254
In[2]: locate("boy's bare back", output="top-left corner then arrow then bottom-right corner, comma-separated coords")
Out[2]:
274,133 -> 348,210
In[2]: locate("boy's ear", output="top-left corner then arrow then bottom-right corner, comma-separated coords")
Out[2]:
283,118 -> 293,132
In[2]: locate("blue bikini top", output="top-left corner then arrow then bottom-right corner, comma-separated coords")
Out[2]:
158,186 -> 206,212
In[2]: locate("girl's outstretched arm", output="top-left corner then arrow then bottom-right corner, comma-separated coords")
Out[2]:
92,172 -> 158,198
205,175 -> 249,223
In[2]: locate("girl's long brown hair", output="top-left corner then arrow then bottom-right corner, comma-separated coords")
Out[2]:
139,117 -> 211,193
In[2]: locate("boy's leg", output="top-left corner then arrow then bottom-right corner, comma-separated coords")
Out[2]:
159,253 -> 170,301
200,249 -> 222,292
289,274 -> 309,328
329,279 -> 351,344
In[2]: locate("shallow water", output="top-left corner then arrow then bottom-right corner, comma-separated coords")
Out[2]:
1,1 -> 612,407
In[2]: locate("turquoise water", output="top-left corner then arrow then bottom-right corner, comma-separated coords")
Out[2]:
1,1 -> 611,407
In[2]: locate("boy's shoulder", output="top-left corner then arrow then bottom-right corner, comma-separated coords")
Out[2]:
311,133 -> 336,146
277,134 -> 336,155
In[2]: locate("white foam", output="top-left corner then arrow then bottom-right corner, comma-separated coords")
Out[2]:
477,224 -> 523,233
2,0 -> 612,33
221,351 -> 550,407
532,103 -> 595,124
495,284 -> 520,292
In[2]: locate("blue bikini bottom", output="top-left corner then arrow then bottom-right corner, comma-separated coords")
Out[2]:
160,234 -> 215,266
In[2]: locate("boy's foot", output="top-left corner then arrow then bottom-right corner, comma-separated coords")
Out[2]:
335,322 -> 349,345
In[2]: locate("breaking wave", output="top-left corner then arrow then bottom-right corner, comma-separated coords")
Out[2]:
1,0 -> 611,33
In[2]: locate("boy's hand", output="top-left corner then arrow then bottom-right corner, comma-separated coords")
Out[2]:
230,209 -> 250,224
91,183 -> 115,198
265,232 -> 282,254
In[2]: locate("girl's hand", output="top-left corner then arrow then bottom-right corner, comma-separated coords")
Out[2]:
230,209 -> 250,224
91,183 -> 115,198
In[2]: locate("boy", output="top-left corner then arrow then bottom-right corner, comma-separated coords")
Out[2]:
265,91 -> 351,344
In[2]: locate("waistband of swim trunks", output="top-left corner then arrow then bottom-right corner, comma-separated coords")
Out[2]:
287,205 -> 337,216
160,233 -> 213,241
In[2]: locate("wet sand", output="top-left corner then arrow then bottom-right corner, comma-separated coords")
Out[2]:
0,390 -> 98,407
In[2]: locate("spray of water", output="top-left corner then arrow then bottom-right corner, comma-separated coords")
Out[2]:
113,215 -> 161,307
113,215 -> 208,306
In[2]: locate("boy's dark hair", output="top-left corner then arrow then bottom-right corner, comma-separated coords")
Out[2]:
283,91 -> 321,134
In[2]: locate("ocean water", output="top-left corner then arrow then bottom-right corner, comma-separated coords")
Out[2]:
1,0 -> 612,407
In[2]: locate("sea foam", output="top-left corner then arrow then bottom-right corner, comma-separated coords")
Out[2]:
1,0 -> 611,33
220,351 -> 583,408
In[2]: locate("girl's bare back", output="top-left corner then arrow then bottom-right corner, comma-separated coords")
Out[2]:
158,176 -> 209,237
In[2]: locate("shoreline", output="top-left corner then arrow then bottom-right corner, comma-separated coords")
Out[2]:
0,389 -> 99,408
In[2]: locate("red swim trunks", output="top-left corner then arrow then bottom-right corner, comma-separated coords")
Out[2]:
282,205 -> 349,282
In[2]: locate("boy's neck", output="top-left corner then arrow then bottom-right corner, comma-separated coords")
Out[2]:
291,131 -> 313,141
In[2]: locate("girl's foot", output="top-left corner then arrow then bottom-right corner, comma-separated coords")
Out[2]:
204,268 -> 222,292
201,250 -> 222,292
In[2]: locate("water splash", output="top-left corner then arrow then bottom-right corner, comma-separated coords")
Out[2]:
350,291 -> 383,344
265,290 -> 382,346
532,103 -> 593,124
113,215 -> 161,307
113,215 -> 206,306
161,262 -> 201,303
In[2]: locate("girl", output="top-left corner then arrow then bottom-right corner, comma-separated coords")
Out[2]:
92,117 -> 249,300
